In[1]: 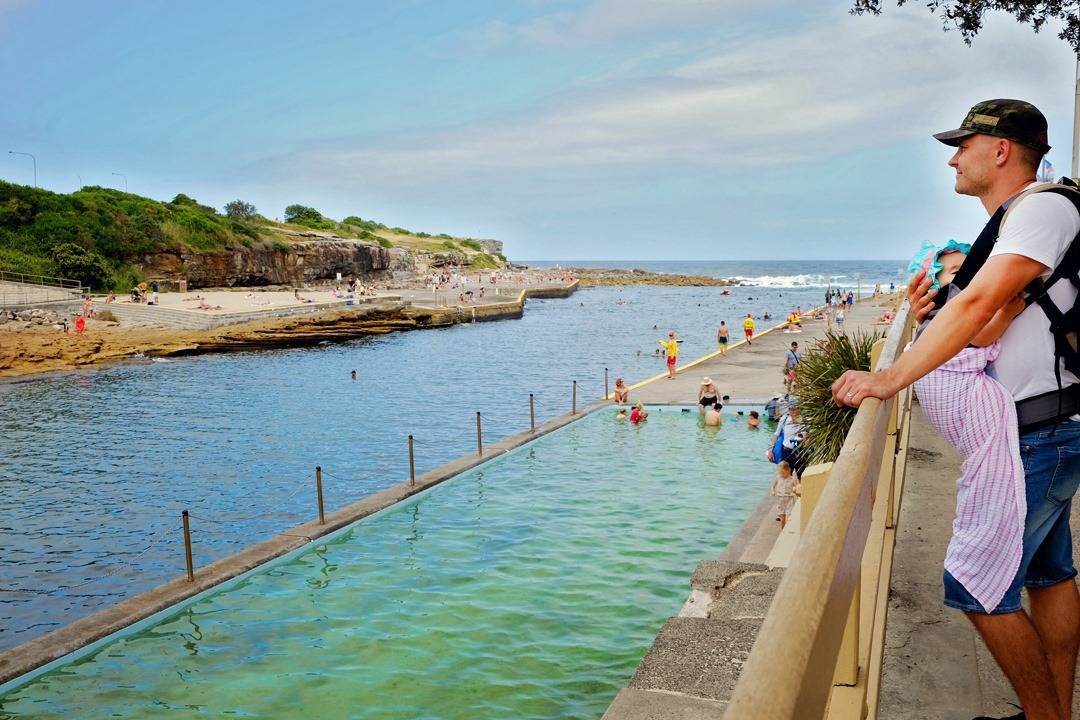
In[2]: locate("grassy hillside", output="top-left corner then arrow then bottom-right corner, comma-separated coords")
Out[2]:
0,181 -> 504,289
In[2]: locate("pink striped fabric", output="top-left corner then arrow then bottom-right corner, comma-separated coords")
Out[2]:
913,342 -> 1026,612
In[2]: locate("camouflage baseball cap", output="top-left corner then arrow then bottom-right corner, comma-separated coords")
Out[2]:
933,99 -> 1051,154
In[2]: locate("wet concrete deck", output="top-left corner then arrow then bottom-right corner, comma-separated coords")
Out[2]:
631,299 -> 896,406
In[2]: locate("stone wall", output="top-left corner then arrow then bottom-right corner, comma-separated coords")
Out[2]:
139,240 -> 392,289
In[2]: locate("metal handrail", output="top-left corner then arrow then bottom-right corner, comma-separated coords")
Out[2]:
0,271 -> 83,309
722,300 -> 914,719
0,270 -> 82,290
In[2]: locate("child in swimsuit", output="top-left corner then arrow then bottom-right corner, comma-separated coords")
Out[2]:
907,239 -> 1027,613
770,461 -> 797,529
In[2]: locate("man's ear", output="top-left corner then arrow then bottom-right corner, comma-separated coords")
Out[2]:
995,138 -> 1012,168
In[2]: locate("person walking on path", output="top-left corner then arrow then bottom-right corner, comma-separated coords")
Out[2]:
770,461 -> 797,529
658,331 -> 679,380
717,321 -> 729,355
783,341 -> 801,396
832,99 -> 1080,720
767,399 -> 808,478
743,313 -> 755,346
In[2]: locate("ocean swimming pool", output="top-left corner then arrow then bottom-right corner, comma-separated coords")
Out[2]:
1,283 -> 816,651
0,405 -> 773,720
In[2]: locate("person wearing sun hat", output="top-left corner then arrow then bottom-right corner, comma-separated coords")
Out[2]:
831,98 -> 1080,720
697,376 -> 720,414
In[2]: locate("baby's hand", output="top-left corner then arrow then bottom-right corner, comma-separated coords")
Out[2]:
907,270 -> 937,324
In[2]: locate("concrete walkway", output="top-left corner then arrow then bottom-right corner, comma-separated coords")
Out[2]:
632,296 -> 898,406
881,403 -> 1080,719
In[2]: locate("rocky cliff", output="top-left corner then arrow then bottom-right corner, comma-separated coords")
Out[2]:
140,240 -> 394,288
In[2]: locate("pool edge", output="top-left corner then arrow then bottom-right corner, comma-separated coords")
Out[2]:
0,395 -> 607,689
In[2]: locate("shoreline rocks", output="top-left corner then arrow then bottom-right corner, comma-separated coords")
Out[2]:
568,268 -> 738,287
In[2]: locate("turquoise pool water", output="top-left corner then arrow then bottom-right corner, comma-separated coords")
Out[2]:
0,406 -> 773,720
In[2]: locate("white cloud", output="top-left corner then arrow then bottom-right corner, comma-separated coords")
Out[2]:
477,0 -> 760,48
246,5 -> 1073,194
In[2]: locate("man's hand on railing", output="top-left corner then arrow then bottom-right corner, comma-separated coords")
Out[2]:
831,369 -> 901,408
907,269 -> 937,325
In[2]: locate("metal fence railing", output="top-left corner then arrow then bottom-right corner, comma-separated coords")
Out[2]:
0,271 -> 82,308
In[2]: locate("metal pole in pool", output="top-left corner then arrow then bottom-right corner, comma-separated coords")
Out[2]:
604,368 -> 609,400
530,393 -> 535,432
315,466 -> 325,525
181,510 -> 194,582
408,435 -> 416,485
476,412 -> 483,456
572,380 -> 577,414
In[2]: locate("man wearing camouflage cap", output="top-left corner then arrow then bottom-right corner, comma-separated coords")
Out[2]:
832,100 -> 1080,720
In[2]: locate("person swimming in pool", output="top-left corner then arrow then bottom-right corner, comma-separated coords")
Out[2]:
704,402 -> 722,427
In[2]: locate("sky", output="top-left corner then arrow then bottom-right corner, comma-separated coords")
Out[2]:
0,1 -> 1077,261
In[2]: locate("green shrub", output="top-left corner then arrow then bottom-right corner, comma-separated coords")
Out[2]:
224,200 -> 258,220
96,309 -> 118,323
468,252 -> 499,270
107,264 -> 143,291
376,237 -> 393,249
793,329 -> 886,464
442,240 -> 458,250
343,215 -> 388,232
271,239 -> 290,253
284,204 -> 337,230
0,246 -> 55,276
459,239 -> 482,251
51,242 -> 111,289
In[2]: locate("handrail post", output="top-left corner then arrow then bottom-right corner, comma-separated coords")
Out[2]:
408,435 -> 416,485
476,411 -> 483,456
572,380 -> 577,414
181,510 -> 194,582
315,466 -> 325,525
529,393 -> 535,433
604,368 -> 609,400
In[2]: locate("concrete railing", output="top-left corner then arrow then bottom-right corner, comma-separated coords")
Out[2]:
723,299 -> 915,719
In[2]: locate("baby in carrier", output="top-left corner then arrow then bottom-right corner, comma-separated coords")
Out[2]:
908,239 -> 1027,612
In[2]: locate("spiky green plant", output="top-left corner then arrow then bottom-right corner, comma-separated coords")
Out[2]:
793,329 -> 885,464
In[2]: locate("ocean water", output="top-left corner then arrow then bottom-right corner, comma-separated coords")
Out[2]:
0,406 -> 772,719
0,259 -> 901,651
526,259 -> 906,290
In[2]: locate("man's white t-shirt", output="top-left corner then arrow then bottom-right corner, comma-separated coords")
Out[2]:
989,183 -> 1080,402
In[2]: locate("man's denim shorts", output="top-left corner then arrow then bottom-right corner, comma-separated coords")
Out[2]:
944,419 -> 1080,614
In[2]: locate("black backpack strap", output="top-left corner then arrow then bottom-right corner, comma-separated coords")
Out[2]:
928,205 -> 1005,316
1024,187 -> 1080,304
950,204 -> 1007,292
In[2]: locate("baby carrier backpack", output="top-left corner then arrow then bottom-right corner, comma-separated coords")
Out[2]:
944,178 -> 1080,432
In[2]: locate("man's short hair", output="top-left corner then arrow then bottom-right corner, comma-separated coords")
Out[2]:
1013,142 -> 1044,174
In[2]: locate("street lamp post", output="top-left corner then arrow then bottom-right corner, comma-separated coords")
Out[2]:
111,172 -> 128,192
8,151 -> 36,187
